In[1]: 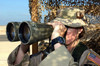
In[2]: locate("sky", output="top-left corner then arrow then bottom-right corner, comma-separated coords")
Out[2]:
0,0 -> 31,25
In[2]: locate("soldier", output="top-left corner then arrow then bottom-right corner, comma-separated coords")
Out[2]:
8,7 -> 99,66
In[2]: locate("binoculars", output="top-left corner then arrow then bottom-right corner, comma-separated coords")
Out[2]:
6,21 -> 53,45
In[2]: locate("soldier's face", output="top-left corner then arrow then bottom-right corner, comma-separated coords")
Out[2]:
65,28 -> 79,45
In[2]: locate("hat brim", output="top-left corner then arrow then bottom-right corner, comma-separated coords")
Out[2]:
53,18 -> 88,27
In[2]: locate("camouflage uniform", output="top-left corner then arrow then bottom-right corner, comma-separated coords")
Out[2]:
8,7 -> 99,66
8,43 -> 98,66
8,45 -> 42,66
8,45 -> 78,66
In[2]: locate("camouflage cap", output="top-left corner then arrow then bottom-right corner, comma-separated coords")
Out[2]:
53,7 -> 89,27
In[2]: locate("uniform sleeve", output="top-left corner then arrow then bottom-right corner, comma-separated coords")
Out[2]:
39,45 -> 78,66
7,45 -> 30,66
29,52 -> 42,66
79,49 -> 98,66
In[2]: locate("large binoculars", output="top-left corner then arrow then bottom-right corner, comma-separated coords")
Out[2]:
6,21 -> 53,45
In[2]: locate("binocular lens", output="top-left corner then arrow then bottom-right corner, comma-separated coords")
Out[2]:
7,23 -> 15,41
10,26 -> 15,39
22,25 -> 30,41
19,23 -> 30,43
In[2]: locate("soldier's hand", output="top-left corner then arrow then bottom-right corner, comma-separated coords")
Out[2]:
48,21 -> 67,40
47,21 -> 67,49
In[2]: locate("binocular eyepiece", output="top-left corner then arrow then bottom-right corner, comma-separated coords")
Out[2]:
6,21 -> 53,45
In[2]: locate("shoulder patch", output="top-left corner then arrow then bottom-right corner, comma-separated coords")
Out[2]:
87,52 -> 100,66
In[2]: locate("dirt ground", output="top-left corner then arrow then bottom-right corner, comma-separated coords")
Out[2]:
0,41 -> 20,66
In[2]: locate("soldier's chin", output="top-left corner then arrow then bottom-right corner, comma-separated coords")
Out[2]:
66,42 -> 71,45
66,41 -> 73,46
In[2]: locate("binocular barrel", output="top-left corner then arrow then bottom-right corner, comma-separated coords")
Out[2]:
19,22 -> 53,45
6,22 -> 21,41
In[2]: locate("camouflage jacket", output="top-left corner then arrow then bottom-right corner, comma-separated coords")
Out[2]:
8,43 -> 98,66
